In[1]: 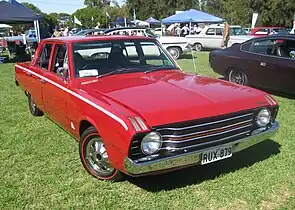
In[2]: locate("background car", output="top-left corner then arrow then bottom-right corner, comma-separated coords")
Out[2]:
209,35 -> 295,94
73,28 -> 106,36
104,27 -> 191,59
249,27 -> 290,37
186,24 -> 253,51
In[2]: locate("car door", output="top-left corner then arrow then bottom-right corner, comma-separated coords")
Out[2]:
27,42 -> 54,111
257,39 -> 295,93
41,43 -> 70,129
246,38 -> 294,92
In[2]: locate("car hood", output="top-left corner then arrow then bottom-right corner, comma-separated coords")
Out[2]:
158,36 -> 188,44
79,71 -> 270,127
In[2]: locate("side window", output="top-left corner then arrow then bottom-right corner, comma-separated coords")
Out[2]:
206,28 -> 215,35
249,40 -> 275,55
216,28 -> 223,36
52,44 -> 68,78
241,41 -> 252,52
37,43 -> 52,70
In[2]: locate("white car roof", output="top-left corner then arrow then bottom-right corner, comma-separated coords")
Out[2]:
207,24 -> 242,28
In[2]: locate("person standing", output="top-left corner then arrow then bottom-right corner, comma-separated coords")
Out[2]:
181,24 -> 190,37
222,22 -> 230,48
175,25 -> 181,36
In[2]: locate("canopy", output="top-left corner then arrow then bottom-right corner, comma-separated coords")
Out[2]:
0,0 -> 42,23
0,23 -> 12,28
162,9 -> 223,24
131,19 -> 150,27
145,17 -> 160,25
115,17 -> 131,24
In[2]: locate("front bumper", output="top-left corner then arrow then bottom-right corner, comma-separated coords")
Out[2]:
124,121 -> 279,175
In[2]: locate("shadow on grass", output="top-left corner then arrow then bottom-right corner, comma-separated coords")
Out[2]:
127,140 -> 281,192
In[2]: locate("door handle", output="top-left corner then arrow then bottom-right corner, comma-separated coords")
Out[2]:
26,72 -> 32,76
40,79 -> 46,84
260,62 -> 267,67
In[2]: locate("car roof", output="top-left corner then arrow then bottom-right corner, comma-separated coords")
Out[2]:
104,27 -> 148,34
207,24 -> 242,28
43,35 -> 155,43
245,35 -> 295,42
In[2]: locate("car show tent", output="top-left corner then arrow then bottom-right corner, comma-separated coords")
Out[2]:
0,0 -> 43,42
145,17 -> 161,25
161,9 -> 223,24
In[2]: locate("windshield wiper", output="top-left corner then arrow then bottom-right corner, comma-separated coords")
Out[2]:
144,66 -> 179,74
97,68 -> 135,79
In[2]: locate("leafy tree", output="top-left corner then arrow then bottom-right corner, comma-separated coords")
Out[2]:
126,0 -> 200,20
84,0 -> 111,8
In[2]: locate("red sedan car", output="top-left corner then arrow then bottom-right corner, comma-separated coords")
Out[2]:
250,27 -> 289,37
15,36 -> 279,181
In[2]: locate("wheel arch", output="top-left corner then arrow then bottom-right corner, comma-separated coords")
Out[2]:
166,46 -> 183,53
79,117 -> 99,137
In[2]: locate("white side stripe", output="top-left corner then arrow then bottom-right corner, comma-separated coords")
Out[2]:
15,64 -> 129,130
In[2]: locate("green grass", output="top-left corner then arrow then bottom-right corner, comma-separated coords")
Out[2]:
1,52 -> 295,209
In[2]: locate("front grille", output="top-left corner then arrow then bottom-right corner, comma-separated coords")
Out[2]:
128,106 -> 278,161
156,111 -> 255,154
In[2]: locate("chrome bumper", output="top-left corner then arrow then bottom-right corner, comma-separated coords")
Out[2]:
124,121 -> 279,175
182,45 -> 192,54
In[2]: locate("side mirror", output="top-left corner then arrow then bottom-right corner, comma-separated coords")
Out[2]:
57,67 -> 68,81
289,51 -> 295,59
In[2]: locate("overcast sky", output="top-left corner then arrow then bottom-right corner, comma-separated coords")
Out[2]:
18,0 -> 124,14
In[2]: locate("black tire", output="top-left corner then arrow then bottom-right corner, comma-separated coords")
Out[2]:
194,43 -> 203,52
28,95 -> 43,116
79,126 -> 123,181
228,68 -> 249,85
167,47 -> 181,59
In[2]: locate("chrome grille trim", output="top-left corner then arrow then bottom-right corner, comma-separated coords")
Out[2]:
156,113 -> 254,131
161,124 -> 252,143
160,130 -> 251,151
161,119 -> 253,138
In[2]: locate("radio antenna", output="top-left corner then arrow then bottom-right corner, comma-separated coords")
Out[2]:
190,46 -> 197,74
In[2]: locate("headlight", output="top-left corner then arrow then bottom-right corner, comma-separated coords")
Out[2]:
256,108 -> 271,127
141,132 -> 162,155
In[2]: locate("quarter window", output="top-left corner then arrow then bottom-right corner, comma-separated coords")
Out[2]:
37,43 -> 52,70
216,28 -> 223,36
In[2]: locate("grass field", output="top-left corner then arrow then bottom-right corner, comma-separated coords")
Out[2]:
0,52 -> 295,209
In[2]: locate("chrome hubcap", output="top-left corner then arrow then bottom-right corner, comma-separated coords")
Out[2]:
230,71 -> 245,85
169,49 -> 179,58
195,44 -> 202,51
85,137 -> 114,175
30,99 -> 36,112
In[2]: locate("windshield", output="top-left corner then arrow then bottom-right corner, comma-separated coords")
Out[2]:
272,28 -> 289,34
146,29 -> 158,38
230,27 -> 248,36
72,40 -> 177,78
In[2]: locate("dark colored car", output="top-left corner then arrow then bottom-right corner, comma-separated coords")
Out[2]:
209,35 -> 295,94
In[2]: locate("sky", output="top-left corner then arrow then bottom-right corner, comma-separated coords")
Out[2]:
17,0 -> 125,14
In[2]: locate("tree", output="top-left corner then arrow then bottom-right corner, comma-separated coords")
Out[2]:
84,0 -> 111,8
126,0 -> 200,20
21,2 -> 42,14
72,7 -> 107,28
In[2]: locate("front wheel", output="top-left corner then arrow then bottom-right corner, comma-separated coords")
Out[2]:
228,69 -> 248,85
167,47 -> 181,59
28,95 -> 43,116
79,126 -> 123,181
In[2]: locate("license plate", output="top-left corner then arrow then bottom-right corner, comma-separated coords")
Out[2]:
201,146 -> 232,165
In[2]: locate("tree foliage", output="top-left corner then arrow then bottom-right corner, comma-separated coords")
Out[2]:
84,0 -> 111,8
